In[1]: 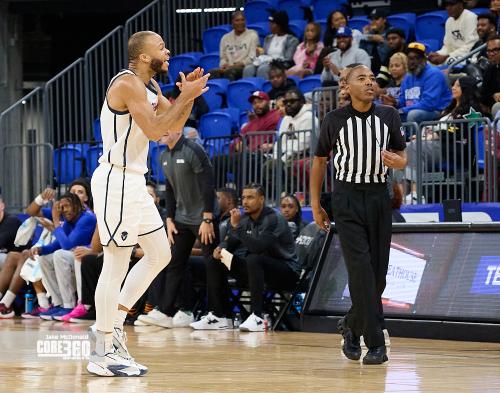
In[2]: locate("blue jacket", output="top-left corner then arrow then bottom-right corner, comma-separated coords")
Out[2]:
40,210 -> 96,255
398,63 -> 452,115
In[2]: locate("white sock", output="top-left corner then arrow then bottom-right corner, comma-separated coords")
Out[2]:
95,331 -> 114,356
1,290 -> 16,308
114,309 -> 128,330
37,292 -> 50,309
74,259 -> 82,302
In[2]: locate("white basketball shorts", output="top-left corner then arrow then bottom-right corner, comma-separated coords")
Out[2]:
91,163 -> 164,247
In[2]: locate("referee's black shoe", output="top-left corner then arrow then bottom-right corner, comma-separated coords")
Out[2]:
337,317 -> 361,361
363,346 -> 388,365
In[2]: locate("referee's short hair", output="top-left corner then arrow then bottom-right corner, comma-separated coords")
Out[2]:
243,183 -> 265,197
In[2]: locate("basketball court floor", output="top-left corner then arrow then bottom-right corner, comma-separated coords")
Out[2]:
0,318 -> 499,392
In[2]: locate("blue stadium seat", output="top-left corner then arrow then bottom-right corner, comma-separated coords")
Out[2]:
263,80 -> 272,93
240,111 -> 249,126
475,125 -> 485,170
218,107 -> 241,132
204,79 -> 230,111
289,19 -> 307,40
93,118 -> 101,142
419,39 -> 440,53
149,144 -> 167,183
416,13 -> 447,44
471,8 -> 490,15
202,25 -> 231,54
203,139 -> 231,158
298,75 -> 322,93
53,146 -> 84,185
348,16 -> 370,32
168,53 -> 202,82
199,53 -> 220,71
86,144 -> 103,176
227,78 -> 265,110
244,0 -> 274,24
66,143 -> 90,157
247,22 -> 270,45
278,0 -> 308,20
311,0 -> 346,21
159,82 -> 175,96
316,18 -> 327,39
387,13 -> 416,41
199,112 -> 234,139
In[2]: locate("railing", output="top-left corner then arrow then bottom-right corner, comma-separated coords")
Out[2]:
311,86 -> 339,140
448,43 -> 487,70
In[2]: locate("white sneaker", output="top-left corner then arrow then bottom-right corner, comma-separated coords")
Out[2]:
139,308 -> 173,328
112,327 -> 148,375
172,310 -> 194,327
86,350 -> 142,377
136,309 -> 156,326
133,319 -> 148,326
189,312 -> 229,330
239,313 -> 265,332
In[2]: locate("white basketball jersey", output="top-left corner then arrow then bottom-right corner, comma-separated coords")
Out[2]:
98,69 -> 158,174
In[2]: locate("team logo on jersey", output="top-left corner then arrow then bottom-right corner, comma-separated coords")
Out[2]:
121,231 -> 128,241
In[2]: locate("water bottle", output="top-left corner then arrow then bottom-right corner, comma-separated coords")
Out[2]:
25,290 -> 34,314
263,313 -> 271,331
233,313 -> 241,329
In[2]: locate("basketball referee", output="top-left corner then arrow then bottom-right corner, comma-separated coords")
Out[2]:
310,64 -> 407,365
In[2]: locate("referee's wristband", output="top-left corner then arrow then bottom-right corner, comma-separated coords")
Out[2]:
35,194 -> 47,206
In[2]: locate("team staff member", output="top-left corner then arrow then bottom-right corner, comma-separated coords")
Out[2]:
310,64 -> 407,365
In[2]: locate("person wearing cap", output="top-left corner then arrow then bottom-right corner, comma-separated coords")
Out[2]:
242,10 -> 299,79
209,11 -> 260,81
321,27 -> 371,86
376,27 -> 407,88
396,42 -> 452,125
360,8 -> 391,74
428,0 -> 479,65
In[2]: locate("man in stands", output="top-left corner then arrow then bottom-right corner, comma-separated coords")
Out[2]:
376,27 -> 407,88
428,0 -> 479,65
190,183 -> 299,331
480,35 -> 500,115
321,27 -> 371,86
360,9 -> 392,73
471,13 -> 498,60
209,11 -> 259,81
267,60 -> 297,102
396,42 -> 452,124
0,195 -> 22,270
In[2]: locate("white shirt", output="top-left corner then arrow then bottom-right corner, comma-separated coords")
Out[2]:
437,9 -> 478,62
268,35 -> 287,59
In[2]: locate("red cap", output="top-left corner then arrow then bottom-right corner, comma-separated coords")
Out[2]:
248,91 -> 270,103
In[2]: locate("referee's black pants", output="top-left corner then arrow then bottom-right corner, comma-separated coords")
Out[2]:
332,180 -> 392,349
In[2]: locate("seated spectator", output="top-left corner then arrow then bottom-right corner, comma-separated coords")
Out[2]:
428,0 -> 479,65
321,27 -> 371,86
480,35 -> 500,115
243,11 -> 299,79
492,0 -> 500,31
209,11 -> 260,81
267,60 -> 298,102
0,195 -> 22,270
236,91 -> 281,153
191,184 -> 300,331
376,28 -> 407,89
36,193 -> 96,320
315,10 -> 363,74
397,42 -> 452,124
286,22 -> 324,79
379,52 -> 408,107
360,9 -> 392,74
471,13 -> 498,60
280,194 -> 308,239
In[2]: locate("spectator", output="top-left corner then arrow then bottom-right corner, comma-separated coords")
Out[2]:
0,195 -> 22,270
236,91 -> 281,153
267,60 -> 298,101
243,11 -> 299,79
471,13 -> 498,60
376,28 -> 407,88
209,11 -> 260,81
480,35 -> 500,115
360,9 -> 392,74
428,0 -> 479,65
321,27 -> 371,86
68,178 -> 93,210
280,194 -> 308,239
34,193 -> 96,320
286,22 -> 324,78
379,52 -> 408,107
490,0 -> 500,32
191,184 -> 300,331
397,42 -> 452,124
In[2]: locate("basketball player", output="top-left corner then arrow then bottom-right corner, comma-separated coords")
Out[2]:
310,65 -> 406,365
87,31 -> 209,376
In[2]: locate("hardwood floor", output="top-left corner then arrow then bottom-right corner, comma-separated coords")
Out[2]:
0,318 -> 499,392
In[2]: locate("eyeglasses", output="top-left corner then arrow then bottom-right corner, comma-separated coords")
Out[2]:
283,98 -> 300,105
486,47 -> 500,54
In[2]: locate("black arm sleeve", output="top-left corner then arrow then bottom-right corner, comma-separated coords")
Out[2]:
388,107 -> 406,151
164,177 -> 176,219
233,214 -> 278,254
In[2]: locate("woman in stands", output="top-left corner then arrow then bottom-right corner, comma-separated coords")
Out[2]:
379,52 -> 408,106
280,194 -> 308,239
286,22 -> 324,79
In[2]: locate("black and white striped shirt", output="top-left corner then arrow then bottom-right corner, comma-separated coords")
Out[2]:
315,104 -> 406,183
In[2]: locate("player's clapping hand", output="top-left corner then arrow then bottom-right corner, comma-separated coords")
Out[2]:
381,150 -> 406,170
176,71 -> 210,101
185,67 -> 205,82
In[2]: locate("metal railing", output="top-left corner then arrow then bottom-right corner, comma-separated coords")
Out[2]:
311,86 -> 339,140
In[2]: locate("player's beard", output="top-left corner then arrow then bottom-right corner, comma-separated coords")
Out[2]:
150,58 -> 166,75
